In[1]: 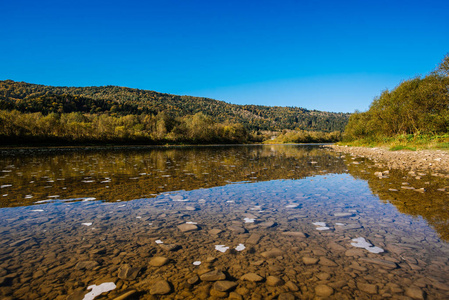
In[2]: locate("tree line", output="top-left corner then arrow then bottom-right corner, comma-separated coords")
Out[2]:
0,80 -> 350,133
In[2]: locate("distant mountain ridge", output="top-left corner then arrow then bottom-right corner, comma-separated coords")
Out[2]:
0,80 -> 350,132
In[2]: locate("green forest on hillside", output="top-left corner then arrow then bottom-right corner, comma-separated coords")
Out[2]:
343,54 -> 449,149
0,80 -> 349,145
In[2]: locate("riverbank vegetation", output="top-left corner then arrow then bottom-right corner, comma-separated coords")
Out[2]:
0,80 -> 350,145
341,54 -> 449,150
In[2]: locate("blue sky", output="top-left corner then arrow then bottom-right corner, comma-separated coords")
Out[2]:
1,0 -> 448,113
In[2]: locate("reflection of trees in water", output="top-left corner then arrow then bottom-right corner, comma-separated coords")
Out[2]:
345,157 -> 449,241
0,145 -> 346,208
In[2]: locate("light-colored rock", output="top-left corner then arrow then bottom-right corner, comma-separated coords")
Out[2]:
240,273 -> 264,282
261,248 -> 284,258
357,282 -> 378,294
302,257 -> 319,265
266,276 -> 284,286
118,264 -> 141,280
405,287 -> 425,300
319,257 -> 338,267
149,256 -> 169,267
200,269 -> 226,282
177,223 -> 199,232
315,284 -> 334,297
213,280 -> 238,292
150,280 -> 172,295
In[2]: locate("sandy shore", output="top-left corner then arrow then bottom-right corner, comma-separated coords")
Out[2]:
326,145 -> 449,176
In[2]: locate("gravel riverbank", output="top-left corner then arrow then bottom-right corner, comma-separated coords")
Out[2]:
326,145 -> 449,176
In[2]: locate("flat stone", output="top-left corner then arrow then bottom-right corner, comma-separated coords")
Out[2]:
281,231 -> 307,238
213,280 -> 238,292
359,258 -> 398,269
240,273 -> 264,282
302,257 -> 319,265
150,280 -> 172,295
328,281 -> 347,289
345,249 -> 365,257
259,221 -> 276,228
75,260 -> 99,270
357,282 -> 378,294
118,264 -> 141,280
200,269 -> 226,282
319,257 -> 338,267
177,223 -> 199,232
229,225 -> 247,234
159,244 -> 180,251
261,248 -> 284,258
405,287 -> 425,300
315,284 -> 334,297
149,256 -> 169,267
328,242 -> 346,251
333,212 -> 354,217
266,276 -> 284,286
209,229 -> 223,235
246,233 -> 262,244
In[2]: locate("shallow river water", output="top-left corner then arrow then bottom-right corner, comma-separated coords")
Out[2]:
0,145 -> 448,300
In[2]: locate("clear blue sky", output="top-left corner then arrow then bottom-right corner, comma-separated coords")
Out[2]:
1,0 -> 448,113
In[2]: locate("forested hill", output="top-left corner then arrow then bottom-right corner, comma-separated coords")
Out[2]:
0,80 -> 349,132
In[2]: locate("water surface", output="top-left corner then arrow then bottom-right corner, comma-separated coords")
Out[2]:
0,145 -> 448,299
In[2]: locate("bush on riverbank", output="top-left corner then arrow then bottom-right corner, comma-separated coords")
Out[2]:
342,54 -> 449,147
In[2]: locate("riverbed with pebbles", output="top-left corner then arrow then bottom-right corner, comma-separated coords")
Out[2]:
0,145 -> 448,299
327,145 -> 449,176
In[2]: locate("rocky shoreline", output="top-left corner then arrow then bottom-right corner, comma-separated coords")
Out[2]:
326,145 -> 449,176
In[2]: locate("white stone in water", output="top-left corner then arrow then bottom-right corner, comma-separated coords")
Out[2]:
83,282 -> 116,300
148,223 -> 153,225
235,244 -> 246,251
215,245 -> 229,253
312,222 -> 327,227
82,197 -> 96,201
24,195 -> 33,199
31,209 -> 44,212
118,205 -> 126,207
351,237 -> 384,253
335,223 -> 345,226
155,240 -> 163,244
193,261 -> 201,266
351,237 -> 372,248
244,218 -> 255,223
136,216 -> 142,219
250,206 -> 262,210
186,221 -> 198,224
35,199 -> 53,204
313,222 -> 330,230
226,200 -> 235,203
82,223 -> 93,226
367,246 -> 384,254
285,204 -> 298,208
